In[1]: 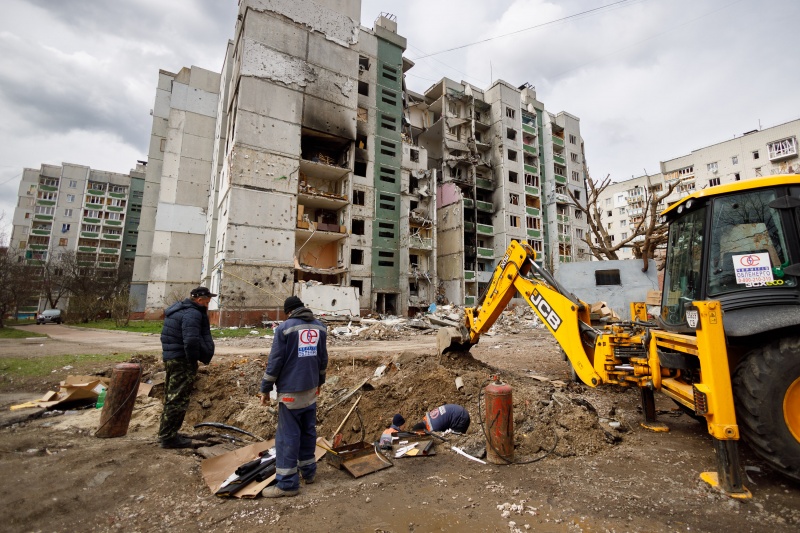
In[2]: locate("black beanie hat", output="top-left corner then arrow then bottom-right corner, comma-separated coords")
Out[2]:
392,413 -> 405,427
284,296 -> 304,314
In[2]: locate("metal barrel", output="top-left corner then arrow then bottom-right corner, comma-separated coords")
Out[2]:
96,363 -> 141,438
484,379 -> 514,464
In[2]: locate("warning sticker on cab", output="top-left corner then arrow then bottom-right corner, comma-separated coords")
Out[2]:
732,253 -> 773,286
298,328 -> 319,357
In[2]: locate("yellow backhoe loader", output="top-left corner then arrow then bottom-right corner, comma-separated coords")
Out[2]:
439,176 -> 800,498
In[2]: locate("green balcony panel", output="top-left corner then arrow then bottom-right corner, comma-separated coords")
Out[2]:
523,144 -> 537,155
104,220 -> 122,226
102,234 -> 121,240
39,185 -> 58,192
464,270 -> 475,280
84,217 -> 101,224
526,207 -> 540,216
78,246 -> 97,253
78,261 -> 94,267
34,214 -> 53,221
524,164 -> 538,175
32,229 -> 50,236
554,174 -> 567,184
107,206 -> 124,212
476,200 -> 493,212
101,248 -> 120,254
36,199 -> 56,206
88,189 -> 104,196
522,124 -> 536,135
553,155 -> 566,165
99,262 -> 117,268
464,222 -> 476,232
476,178 -> 493,189
29,244 -> 48,251
557,214 -> 570,222
552,135 -> 564,146
410,237 -> 432,250
81,232 -> 99,238
477,224 -> 493,235
109,192 -> 126,199
555,194 -> 570,204
464,296 -> 476,306
462,198 -> 474,208
477,247 -> 493,258
525,185 -> 539,196
527,229 -> 541,239
558,235 -> 571,243
86,203 -> 103,209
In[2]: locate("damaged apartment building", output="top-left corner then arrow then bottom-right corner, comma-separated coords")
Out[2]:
407,79 -> 589,306
131,0 -> 587,322
193,1 -> 437,324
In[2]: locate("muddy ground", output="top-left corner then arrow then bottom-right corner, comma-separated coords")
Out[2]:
0,323 -> 799,532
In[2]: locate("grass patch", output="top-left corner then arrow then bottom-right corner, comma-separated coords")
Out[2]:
0,353 -> 131,379
0,327 -> 47,339
70,319 -> 164,334
212,327 -> 273,338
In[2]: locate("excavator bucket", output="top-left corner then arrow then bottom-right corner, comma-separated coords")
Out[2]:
437,326 -> 472,355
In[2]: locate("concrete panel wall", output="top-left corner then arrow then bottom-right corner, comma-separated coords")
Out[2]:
233,109 -> 302,154
237,77 -> 302,124
154,203 -> 207,234
295,282 -> 359,316
228,147 -> 300,192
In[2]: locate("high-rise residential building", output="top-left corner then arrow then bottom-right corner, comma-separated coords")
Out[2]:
9,162 -> 142,314
596,119 -> 800,259
410,78 -> 588,306
131,66 -> 222,317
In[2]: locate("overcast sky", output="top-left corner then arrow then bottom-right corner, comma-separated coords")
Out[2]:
2,0 -> 799,243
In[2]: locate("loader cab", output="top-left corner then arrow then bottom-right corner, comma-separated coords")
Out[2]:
660,177 -> 800,335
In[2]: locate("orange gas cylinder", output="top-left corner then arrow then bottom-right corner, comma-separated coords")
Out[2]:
484,377 -> 514,464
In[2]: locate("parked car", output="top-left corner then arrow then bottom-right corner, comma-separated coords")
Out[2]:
36,309 -> 63,325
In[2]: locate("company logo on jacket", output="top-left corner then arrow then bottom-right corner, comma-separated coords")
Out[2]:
298,329 -> 319,357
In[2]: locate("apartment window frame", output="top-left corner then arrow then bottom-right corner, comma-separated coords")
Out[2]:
507,149 -> 517,162
505,107 -> 516,119
509,193 -> 519,205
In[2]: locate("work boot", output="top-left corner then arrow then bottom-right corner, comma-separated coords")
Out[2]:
302,475 -> 315,485
261,485 -> 299,498
159,435 -> 193,449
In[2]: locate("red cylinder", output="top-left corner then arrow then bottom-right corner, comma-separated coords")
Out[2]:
484,379 -> 514,464
96,363 -> 141,438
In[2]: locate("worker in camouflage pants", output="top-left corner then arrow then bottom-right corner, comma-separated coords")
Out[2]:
158,286 -> 217,449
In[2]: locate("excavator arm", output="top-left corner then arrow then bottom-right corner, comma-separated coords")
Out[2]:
438,240 -> 603,387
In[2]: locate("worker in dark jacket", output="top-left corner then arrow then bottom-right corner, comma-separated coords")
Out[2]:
157,286 -> 216,449
412,404 -> 471,434
259,296 -> 328,498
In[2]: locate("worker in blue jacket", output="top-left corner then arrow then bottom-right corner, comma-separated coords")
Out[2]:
412,404 -> 471,434
260,296 -> 328,498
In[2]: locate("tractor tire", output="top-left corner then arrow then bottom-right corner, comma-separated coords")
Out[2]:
733,336 -> 800,482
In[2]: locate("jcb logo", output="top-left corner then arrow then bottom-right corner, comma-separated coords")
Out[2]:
531,289 -> 562,331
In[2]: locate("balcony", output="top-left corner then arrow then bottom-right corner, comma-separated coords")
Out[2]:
523,124 -> 536,135
299,159 -> 350,182
464,270 -> 475,281
768,138 -> 798,161
552,135 -> 565,147
31,229 -> 51,236
553,154 -> 566,166
462,198 -> 474,209
464,221 -> 476,232
527,228 -> 541,239
477,224 -> 493,236
87,189 -> 105,196
109,192 -> 127,199
558,234 -> 571,243
36,199 -> 55,207
102,233 -> 121,240
557,214 -> 570,222
86,202 -> 103,210
409,236 -> 433,251
28,244 -> 48,251
81,232 -> 99,238
83,217 -> 101,224
476,177 -> 493,190
98,262 -> 117,269
298,193 -> 348,212
476,200 -> 493,212
103,220 -> 123,226
524,164 -> 538,175
554,173 -> 567,184
523,144 -> 537,156
464,296 -> 476,306
101,248 -> 120,255
34,214 -> 53,221
78,246 -> 97,253
107,206 -> 125,213
477,247 -> 493,258
525,185 -> 540,196
526,207 -> 540,216
39,184 -> 58,192
555,193 -> 570,204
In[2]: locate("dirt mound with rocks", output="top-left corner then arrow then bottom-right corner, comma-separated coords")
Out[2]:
135,345 -> 620,462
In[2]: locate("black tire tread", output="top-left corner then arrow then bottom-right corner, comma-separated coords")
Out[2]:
733,336 -> 800,482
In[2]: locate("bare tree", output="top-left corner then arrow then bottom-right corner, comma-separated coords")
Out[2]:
569,170 -> 677,271
0,247 -> 38,327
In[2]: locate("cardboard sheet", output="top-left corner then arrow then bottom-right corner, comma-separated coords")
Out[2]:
200,437 -> 327,498
36,375 -> 110,408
